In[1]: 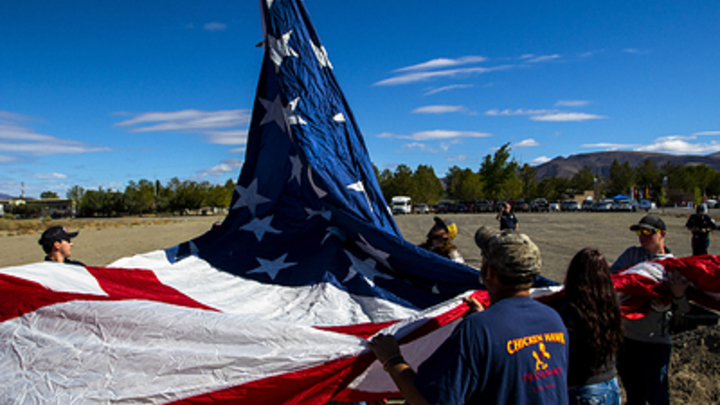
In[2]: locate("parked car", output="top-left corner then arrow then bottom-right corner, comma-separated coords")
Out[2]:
530,198 -> 550,212
549,201 -> 561,212
706,199 -> 718,209
414,203 -> 430,214
474,199 -> 494,213
581,200 -> 594,211
513,199 -> 530,212
592,200 -> 613,212
561,200 -> 580,211
613,201 -> 633,212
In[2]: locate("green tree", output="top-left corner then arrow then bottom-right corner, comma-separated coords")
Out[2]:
413,165 -> 445,204
538,177 -> 571,202
67,185 -> 85,215
387,164 -> 416,199
478,143 -> 519,201
446,166 -> 483,202
124,179 -> 155,216
569,166 -> 596,194
207,179 -> 235,208
40,190 -> 59,199
518,164 -> 538,199
635,159 -> 662,200
607,159 -> 634,196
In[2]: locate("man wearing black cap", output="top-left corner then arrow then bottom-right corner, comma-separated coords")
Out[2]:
38,225 -> 85,266
610,215 -> 690,405
368,226 -> 568,404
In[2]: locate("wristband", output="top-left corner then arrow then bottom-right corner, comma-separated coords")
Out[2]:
382,354 -> 406,372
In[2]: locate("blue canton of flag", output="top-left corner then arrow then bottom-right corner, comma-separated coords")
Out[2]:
179,0 -> 483,312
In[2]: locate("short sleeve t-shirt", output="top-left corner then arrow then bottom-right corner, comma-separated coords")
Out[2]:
414,297 -> 569,405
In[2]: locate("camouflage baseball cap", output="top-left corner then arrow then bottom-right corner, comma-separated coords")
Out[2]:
474,226 -> 541,283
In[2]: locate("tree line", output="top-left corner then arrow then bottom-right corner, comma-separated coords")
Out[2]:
375,143 -> 720,206
11,143 -> 720,219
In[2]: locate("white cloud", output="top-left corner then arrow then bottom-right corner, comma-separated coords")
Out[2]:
514,139 -> 540,148
486,108 -> 558,116
555,100 -> 589,107
31,172 -> 68,180
530,112 -> 607,121
375,65 -> 512,86
116,109 -> 251,147
635,136 -> 720,154
440,139 -> 462,152
395,56 -> 487,72
530,156 -> 551,165
228,147 -> 246,153
447,155 -> 468,162
694,131 -> 720,136
0,155 -> 18,164
412,105 -> 465,114
205,130 -> 248,145
524,54 -> 561,63
378,130 -> 491,141
116,109 -> 250,132
0,119 -> 111,156
402,142 -> 439,153
622,48 -> 651,54
203,22 -> 227,31
582,143 -> 637,150
424,84 -> 473,96
196,158 -> 244,178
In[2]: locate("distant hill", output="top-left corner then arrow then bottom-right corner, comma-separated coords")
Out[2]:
0,193 -> 14,199
534,151 -> 720,180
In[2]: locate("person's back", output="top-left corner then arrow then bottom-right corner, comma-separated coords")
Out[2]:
416,296 -> 568,404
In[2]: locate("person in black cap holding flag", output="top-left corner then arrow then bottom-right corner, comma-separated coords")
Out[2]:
38,225 -> 85,266
418,217 -> 464,263
610,215 -> 690,405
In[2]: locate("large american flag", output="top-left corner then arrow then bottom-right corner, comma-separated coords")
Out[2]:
1,0 -> 490,402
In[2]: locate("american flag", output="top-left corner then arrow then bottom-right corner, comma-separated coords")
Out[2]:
1,0 -> 490,402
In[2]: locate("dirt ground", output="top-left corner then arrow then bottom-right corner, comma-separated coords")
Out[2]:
1,209 -> 719,403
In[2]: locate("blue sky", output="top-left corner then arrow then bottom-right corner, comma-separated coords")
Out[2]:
2,0 -> 719,198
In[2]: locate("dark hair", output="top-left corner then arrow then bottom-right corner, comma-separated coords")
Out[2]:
564,248 -> 623,370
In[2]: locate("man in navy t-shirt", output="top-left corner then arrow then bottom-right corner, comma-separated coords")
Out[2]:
369,226 -> 568,404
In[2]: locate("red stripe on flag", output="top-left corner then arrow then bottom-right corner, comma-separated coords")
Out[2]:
0,267 -> 217,322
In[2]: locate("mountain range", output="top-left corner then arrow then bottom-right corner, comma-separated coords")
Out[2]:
534,151 -> 720,180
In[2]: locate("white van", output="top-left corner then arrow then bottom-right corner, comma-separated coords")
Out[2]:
391,196 -> 412,214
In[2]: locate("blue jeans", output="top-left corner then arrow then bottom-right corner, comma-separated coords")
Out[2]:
617,338 -> 671,405
568,378 -> 621,405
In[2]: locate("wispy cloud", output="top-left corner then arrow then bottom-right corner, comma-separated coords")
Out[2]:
623,48 -> 651,55
0,118 -> 111,156
486,109 -> 558,116
424,84 -> 473,96
530,156 -> 551,165
375,65 -> 512,86
440,139 -> 463,152
115,109 -> 251,146
447,155 -> 468,162
402,142 -> 439,153
582,142 -> 638,150
522,54 -> 561,63
31,172 -> 68,180
196,158 -> 244,178
555,100 -> 589,107
378,130 -> 491,141
203,22 -> 227,31
694,131 -> 720,136
413,105 -> 466,114
530,112 -> 607,122
395,56 -> 488,72
514,139 -> 540,148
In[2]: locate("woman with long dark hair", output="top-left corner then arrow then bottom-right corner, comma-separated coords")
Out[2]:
559,248 -> 623,405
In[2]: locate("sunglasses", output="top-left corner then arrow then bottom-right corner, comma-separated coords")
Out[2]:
636,228 -> 661,236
